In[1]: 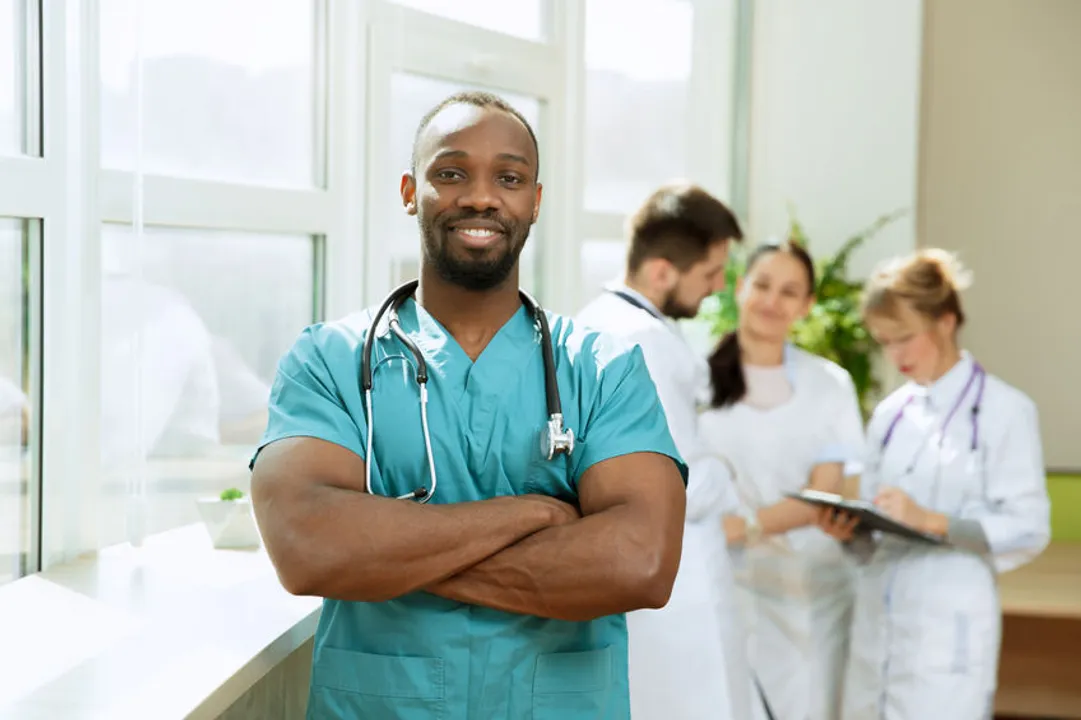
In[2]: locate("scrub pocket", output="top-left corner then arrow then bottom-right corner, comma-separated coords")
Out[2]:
308,647 -> 445,720
531,648 -> 613,719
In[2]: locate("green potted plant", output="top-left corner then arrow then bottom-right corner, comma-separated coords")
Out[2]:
698,209 -> 906,417
195,486 -> 262,550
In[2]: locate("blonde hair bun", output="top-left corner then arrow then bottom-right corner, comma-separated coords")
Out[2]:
914,248 -> 973,292
862,248 -> 971,326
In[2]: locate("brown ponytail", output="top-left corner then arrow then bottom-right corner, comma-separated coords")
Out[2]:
708,331 -> 745,408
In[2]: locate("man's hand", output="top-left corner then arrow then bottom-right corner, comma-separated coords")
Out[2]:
723,514 -> 746,545
522,495 -> 581,526
421,451 -> 686,622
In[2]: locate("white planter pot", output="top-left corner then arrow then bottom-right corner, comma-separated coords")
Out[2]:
195,497 -> 263,550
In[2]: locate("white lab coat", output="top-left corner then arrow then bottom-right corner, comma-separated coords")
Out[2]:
698,345 -> 865,720
576,286 -> 758,720
841,351 -> 1051,720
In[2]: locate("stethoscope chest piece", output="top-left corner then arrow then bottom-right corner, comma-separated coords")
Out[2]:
541,413 -> 575,461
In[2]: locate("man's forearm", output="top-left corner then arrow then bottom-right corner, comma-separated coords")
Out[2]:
423,503 -> 672,622
257,481 -> 560,603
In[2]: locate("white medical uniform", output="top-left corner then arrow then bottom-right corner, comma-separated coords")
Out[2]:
841,351 -> 1050,720
698,345 -> 865,720
576,285 -> 758,720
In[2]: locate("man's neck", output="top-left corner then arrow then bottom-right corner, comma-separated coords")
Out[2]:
416,266 -> 522,361
739,329 -> 786,367
622,276 -> 666,316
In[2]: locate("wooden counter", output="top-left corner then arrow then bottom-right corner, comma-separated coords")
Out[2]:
995,542 -> 1081,719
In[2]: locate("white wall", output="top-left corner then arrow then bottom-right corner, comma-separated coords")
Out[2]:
746,0 -> 923,277
918,0 -> 1081,470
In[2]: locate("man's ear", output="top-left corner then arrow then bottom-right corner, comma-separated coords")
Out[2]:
531,182 -> 543,224
401,173 -> 417,215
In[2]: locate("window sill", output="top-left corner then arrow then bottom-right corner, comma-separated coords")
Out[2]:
0,523 -> 321,719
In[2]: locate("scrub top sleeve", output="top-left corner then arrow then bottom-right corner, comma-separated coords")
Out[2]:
250,328 -> 367,469
814,372 -> 866,476
571,343 -> 689,487
957,397 -> 1051,573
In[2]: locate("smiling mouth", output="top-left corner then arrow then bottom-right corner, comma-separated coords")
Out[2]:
449,226 -> 505,250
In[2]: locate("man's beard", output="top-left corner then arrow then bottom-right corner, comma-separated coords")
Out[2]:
419,208 -> 531,292
660,292 -> 700,320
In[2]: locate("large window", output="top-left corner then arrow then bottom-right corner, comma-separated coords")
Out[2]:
0,0 -> 29,156
0,0 -> 742,584
583,0 -> 693,215
576,0 -> 737,313
0,218 -> 35,586
97,226 -> 316,546
99,0 -> 322,188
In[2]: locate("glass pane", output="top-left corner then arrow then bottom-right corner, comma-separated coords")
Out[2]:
386,72 -> 544,294
99,0 -> 320,187
578,238 -> 626,312
584,0 -> 693,213
0,0 -> 27,155
390,0 -> 545,41
98,225 -> 316,547
0,219 -> 31,586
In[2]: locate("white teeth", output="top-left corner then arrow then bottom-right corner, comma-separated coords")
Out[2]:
459,228 -> 497,238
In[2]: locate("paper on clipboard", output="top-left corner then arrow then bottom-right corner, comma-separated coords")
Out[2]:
787,489 -> 946,545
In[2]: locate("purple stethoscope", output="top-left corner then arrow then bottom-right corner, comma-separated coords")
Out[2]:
879,360 -> 987,477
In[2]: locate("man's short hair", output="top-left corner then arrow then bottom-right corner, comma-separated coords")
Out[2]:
626,183 -> 743,273
410,91 -> 540,180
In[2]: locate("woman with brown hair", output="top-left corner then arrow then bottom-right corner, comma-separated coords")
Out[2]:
699,239 -> 866,720
819,249 -> 1051,719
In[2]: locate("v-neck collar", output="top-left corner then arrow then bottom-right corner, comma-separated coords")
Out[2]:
395,297 -> 537,396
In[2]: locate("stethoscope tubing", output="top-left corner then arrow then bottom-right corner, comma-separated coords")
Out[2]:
359,279 -> 567,503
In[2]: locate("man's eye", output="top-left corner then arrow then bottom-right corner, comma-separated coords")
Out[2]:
436,169 -> 463,181
499,174 -> 522,185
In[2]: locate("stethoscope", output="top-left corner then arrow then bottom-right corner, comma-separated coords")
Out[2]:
878,360 -> 987,506
359,279 -> 575,503
607,288 -> 667,323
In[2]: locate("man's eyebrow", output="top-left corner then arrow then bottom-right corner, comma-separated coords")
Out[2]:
497,152 -> 532,166
427,149 -> 532,167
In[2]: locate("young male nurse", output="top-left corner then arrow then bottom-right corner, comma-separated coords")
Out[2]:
577,183 -> 767,720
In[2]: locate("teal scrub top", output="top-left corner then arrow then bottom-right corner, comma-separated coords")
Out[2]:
255,297 -> 688,720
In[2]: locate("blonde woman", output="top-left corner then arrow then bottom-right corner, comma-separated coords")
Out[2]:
819,249 -> 1051,719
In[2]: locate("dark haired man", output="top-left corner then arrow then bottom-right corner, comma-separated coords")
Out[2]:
577,182 -> 767,720
250,92 -> 689,719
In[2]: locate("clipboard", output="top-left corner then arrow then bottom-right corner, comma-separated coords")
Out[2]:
786,489 -> 946,545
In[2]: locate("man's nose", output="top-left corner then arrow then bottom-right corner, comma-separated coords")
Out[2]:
457,178 -> 501,211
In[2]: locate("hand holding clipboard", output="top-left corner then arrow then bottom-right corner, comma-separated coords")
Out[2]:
787,488 -> 946,545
